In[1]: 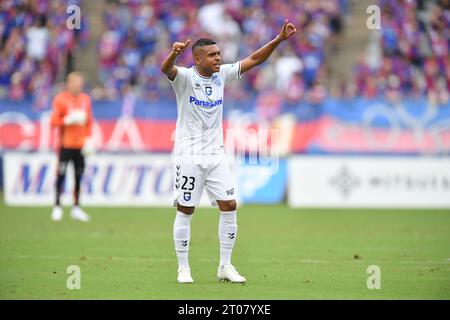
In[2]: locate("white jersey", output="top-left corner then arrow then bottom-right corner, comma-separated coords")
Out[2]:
169,62 -> 241,156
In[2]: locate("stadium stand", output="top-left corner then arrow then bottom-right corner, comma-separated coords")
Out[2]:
1,0 -> 448,106
0,0 -> 88,108
352,0 -> 449,104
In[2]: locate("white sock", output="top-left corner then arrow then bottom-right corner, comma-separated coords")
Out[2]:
173,211 -> 193,269
219,210 -> 237,267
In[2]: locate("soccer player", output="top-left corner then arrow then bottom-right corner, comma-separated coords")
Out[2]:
161,19 -> 296,283
50,72 -> 94,222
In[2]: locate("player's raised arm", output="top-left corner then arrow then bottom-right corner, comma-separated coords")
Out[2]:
161,39 -> 191,81
240,19 -> 296,74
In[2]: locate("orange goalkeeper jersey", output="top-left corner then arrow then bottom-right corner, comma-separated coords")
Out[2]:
50,91 -> 93,149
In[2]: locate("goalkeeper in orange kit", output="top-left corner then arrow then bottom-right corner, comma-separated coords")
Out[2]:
49,72 -> 94,222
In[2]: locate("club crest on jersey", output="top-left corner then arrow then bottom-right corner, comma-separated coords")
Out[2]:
205,86 -> 212,96
183,192 -> 191,201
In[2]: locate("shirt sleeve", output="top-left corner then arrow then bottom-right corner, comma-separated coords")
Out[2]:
220,62 -> 241,85
85,95 -> 93,137
50,95 -> 65,127
169,66 -> 190,92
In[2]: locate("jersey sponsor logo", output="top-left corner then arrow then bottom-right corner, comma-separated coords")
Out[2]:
189,96 -> 223,108
205,86 -> 212,96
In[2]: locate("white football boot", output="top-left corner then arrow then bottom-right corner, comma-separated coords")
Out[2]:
217,264 -> 246,283
177,267 -> 194,283
51,206 -> 63,221
70,206 -> 91,222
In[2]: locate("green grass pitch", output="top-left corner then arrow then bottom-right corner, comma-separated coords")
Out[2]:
1,198 -> 449,299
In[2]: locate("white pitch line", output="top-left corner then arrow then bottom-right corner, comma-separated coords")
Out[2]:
0,255 -> 449,265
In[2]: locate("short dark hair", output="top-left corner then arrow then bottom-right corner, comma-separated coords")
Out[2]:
192,38 -> 217,54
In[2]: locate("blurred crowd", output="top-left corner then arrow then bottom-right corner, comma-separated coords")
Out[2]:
0,0 -> 449,109
352,0 -> 449,105
93,0 -> 348,104
0,0 -> 88,109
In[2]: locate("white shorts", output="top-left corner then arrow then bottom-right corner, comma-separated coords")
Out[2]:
172,154 -> 236,207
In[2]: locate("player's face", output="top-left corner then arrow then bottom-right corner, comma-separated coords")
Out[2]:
67,75 -> 84,95
195,44 -> 221,75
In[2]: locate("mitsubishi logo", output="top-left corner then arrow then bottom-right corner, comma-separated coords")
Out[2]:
330,165 -> 361,198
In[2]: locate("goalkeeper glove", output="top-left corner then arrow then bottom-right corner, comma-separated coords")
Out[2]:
64,110 -> 87,125
81,137 -> 96,156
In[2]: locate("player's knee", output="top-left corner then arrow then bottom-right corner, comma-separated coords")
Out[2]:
177,204 -> 195,215
57,162 -> 67,176
219,200 -> 237,211
74,166 -> 85,178
228,200 -> 237,211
